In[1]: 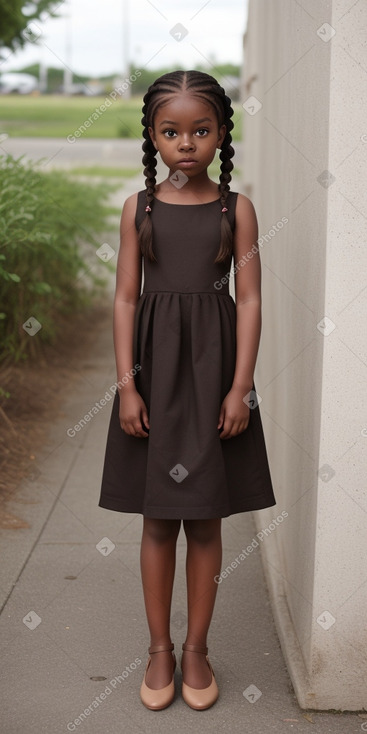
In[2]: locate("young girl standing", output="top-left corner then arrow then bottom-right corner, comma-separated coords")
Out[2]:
99,70 -> 276,711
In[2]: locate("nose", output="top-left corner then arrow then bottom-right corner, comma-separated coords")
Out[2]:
178,135 -> 195,151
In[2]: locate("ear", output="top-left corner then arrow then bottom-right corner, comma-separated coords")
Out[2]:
217,124 -> 226,149
148,126 -> 158,150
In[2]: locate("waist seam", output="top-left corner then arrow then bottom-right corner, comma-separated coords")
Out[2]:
142,290 -> 231,296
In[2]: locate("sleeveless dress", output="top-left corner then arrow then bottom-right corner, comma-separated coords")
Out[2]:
98,190 -> 276,519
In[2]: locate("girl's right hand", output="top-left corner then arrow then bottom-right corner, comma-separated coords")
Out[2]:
119,389 -> 150,437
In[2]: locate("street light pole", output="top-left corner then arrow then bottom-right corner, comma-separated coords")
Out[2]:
64,0 -> 73,94
122,0 -> 130,98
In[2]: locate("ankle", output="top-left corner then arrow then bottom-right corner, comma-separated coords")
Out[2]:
183,640 -> 208,652
149,639 -> 173,651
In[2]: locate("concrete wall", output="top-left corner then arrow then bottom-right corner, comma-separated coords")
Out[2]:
241,0 -> 367,710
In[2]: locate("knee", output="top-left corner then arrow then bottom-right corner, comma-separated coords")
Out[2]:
183,519 -> 221,545
143,518 -> 181,544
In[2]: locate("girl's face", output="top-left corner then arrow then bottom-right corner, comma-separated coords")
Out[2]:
148,93 -> 226,179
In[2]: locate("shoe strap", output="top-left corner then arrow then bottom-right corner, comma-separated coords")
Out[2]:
148,642 -> 174,654
182,642 -> 208,655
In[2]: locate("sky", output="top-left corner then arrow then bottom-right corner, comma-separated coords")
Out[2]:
1,0 -> 249,78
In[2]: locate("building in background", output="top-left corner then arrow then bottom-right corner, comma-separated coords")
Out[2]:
242,0 -> 367,711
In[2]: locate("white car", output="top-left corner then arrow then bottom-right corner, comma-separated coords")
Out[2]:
0,73 -> 38,94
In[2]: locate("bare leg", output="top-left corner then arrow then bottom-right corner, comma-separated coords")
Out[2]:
140,517 -> 181,689
182,518 -> 222,688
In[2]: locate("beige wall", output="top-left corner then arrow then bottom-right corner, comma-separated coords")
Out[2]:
242,0 -> 367,710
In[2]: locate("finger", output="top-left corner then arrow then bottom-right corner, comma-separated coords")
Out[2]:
133,420 -> 149,438
220,417 -> 248,439
217,408 -> 224,429
229,418 -> 249,437
121,420 -> 148,438
142,407 -> 150,429
219,418 -> 234,439
131,426 -> 149,438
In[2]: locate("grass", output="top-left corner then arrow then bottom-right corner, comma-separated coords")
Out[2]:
0,94 -> 243,141
0,95 -> 142,139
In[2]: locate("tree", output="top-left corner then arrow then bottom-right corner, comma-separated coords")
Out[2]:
0,0 -> 61,53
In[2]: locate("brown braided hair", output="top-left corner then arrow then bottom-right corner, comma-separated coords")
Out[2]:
138,70 -> 235,264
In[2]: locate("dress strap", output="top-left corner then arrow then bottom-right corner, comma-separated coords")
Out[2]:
224,191 -> 238,232
135,190 -> 149,231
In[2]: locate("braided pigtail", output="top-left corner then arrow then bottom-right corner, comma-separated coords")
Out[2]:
184,73 -> 235,264
215,94 -> 235,264
137,97 -> 158,262
138,70 -> 236,263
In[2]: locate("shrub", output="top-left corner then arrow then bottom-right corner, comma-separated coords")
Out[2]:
0,154 -> 113,363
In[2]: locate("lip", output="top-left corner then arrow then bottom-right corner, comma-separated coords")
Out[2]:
177,159 -> 197,167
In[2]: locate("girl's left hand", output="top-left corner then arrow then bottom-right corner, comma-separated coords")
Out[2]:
217,386 -> 250,439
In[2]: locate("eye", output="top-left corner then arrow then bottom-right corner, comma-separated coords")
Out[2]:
163,129 -> 177,138
196,128 -> 209,137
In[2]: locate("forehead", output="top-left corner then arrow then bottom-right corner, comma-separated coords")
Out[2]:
153,93 -> 217,125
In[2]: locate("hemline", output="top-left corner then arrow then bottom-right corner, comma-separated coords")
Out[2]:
98,496 -> 277,519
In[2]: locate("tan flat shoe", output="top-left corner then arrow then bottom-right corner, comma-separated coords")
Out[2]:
140,643 -> 176,710
181,643 -> 219,710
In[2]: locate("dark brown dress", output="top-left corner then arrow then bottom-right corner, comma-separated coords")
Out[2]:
98,190 -> 276,519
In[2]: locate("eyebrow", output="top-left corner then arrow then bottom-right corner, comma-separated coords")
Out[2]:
158,117 -> 213,126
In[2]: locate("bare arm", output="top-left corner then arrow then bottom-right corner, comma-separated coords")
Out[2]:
232,194 -> 261,392
113,193 -> 149,437
218,193 -> 262,439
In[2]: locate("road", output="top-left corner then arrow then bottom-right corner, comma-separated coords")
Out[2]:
0,136 -> 243,171
0,136 -> 144,170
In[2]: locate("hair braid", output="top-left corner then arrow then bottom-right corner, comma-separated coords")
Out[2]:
216,93 -> 235,264
138,70 -> 235,264
138,104 -> 158,262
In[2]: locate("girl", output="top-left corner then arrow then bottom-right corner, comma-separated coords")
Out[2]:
99,70 -> 276,711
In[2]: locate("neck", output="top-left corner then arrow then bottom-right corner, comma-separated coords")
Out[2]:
167,169 -> 217,195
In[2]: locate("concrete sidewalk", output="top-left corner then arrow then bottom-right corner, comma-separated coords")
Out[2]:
0,174 -> 362,733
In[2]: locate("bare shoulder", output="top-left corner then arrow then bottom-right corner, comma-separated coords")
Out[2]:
234,192 -> 257,221
120,192 -> 139,235
233,192 -> 259,250
121,192 -> 139,218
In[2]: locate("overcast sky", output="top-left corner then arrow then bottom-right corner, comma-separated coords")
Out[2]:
2,0 -> 249,78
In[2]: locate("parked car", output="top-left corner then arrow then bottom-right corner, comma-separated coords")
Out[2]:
0,73 -> 38,94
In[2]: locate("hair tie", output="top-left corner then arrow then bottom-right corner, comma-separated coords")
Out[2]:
221,206 -> 228,213
145,205 -> 151,212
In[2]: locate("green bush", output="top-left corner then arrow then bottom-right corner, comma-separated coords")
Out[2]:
0,154 -> 113,363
